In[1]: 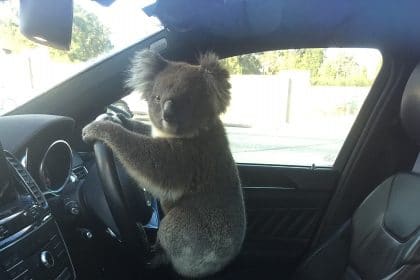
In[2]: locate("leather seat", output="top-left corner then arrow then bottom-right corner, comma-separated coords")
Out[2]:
294,64 -> 420,280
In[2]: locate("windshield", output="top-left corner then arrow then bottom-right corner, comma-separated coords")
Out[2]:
0,0 -> 162,115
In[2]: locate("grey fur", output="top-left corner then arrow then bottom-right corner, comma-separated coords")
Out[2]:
199,52 -> 231,114
83,51 -> 246,278
125,50 -> 168,97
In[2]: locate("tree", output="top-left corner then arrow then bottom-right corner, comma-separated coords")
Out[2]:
221,53 -> 261,74
221,49 -> 373,87
250,49 -> 325,82
257,50 -> 283,74
314,54 -> 370,86
50,6 -> 113,62
220,56 -> 243,74
0,19 -> 36,52
293,49 -> 324,82
0,4 -> 113,62
238,53 -> 261,74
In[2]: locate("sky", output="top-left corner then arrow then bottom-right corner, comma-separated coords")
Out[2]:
76,0 -> 162,49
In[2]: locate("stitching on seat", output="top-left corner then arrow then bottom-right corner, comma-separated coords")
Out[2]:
382,173 -> 420,243
296,220 -> 351,270
381,264 -> 420,280
346,265 -> 362,280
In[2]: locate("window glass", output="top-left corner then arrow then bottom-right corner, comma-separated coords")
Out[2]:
0,0 -> 161,114
121,48 -> 382,167
221,48 -> 382,166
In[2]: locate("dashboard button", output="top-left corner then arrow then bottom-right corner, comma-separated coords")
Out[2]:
0,225 -> 9,239
65,201 -> 80,216
1,253 -> 20,269
40,251 -> 54,268
56,267 -> 71,280
6,260 -> 28,279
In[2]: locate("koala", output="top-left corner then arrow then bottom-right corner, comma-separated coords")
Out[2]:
82,50 -> 246,278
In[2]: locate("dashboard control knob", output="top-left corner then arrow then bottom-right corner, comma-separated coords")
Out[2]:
65,201 -> 80,216
70,207 -> 80,215
40,250 -> 54,268
84,230 -> 93,239
78,228 -> 93,240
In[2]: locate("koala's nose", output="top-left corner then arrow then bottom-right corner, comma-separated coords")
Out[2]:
163,100 -> 176,122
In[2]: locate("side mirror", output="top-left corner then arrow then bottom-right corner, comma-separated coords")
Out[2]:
19,0 -> 73,50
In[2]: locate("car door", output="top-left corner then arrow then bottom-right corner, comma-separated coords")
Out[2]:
219,48 -> 383,274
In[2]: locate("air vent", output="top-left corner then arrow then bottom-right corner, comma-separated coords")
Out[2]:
72,165 -> 88,180
4,152 -> 48,208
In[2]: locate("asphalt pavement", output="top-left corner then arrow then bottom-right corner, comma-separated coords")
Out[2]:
226,127 -> 342,167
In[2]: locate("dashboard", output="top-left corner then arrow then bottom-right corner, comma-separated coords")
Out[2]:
0,115 -> 78,280
0,114 -> 156,280
0,115 -> 86,219
0,144 -> 75,279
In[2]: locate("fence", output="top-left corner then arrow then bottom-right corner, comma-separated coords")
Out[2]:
222,73 -> 370,138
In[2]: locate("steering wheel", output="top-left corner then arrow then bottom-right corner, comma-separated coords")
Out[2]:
93,141 -> 150,264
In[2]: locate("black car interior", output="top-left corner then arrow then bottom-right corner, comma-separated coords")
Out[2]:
0,138 -> 75,279
293,63 -> 420,280
2,0 -> 420,279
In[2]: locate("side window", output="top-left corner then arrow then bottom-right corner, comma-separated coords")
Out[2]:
220,48 -> 382,166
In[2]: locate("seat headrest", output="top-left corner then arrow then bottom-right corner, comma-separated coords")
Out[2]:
401,64 -> 420,145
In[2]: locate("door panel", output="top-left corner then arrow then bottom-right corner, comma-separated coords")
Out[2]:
237,164 -> 338,267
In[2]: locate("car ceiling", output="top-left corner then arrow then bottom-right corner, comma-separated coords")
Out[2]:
98,0 -> 420,56
190,0 -> 420,56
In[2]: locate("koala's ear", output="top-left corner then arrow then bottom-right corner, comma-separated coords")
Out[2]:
126,50 -> 168,98
199,52 -> 231,114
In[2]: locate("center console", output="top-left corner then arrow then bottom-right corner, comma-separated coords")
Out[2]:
0,142 -> 75,280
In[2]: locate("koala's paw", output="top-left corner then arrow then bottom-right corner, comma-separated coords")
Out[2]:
147,251 -> 169,269
82,120 -> 117,143
146,242 -> 169,269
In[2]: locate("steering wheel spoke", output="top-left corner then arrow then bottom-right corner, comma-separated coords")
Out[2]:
93,141 -> 151,264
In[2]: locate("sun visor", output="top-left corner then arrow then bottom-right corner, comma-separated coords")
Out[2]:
143,0 -> 283,38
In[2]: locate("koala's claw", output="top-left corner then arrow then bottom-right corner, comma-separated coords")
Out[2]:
82,120 -> 114,143
82,123 -> 98,143
146,242 -> 169,269
147,251 -> 169,270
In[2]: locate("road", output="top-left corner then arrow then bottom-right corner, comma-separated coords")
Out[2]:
226,127 -> 342,167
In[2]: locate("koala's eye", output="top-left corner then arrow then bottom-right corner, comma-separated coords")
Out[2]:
154,96 -> 161,103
